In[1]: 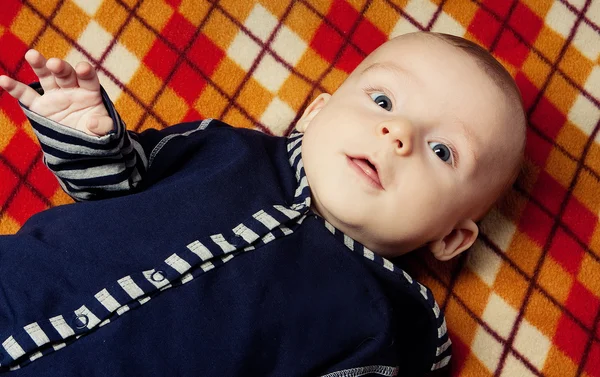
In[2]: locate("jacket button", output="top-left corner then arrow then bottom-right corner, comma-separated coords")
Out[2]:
73,314 -> 89,329
151,270 -> 166,282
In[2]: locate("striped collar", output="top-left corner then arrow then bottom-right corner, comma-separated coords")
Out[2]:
285,131 -> 451,372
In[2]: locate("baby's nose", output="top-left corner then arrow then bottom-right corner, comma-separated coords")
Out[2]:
377,120 -> 413,156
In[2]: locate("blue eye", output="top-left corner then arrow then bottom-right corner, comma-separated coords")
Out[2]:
369,92 -> 392,111
428,142 -> 453,164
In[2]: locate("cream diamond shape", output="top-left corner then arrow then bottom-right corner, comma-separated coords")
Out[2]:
482,293 -> 518,339
513,319 -> 551,370
472,326 -> 504,372
228,32 -> 262,71
254,53 -> 290,93
545,1 -> 577,39
244,3 -> 278,43
77,20 -> 113,60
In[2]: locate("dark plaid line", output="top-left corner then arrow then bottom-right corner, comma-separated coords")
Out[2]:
0,152 -> 53,211
113,0 -> 350,134
414,255 -> 547,377
23,0 -> 265,137
523,1 -> 594,123
130,0 -> 228,133
210,3 -> 331,96
425,0 -> 448,31
438,251 -> 468,314
529,118 -> 600,184
0,0 -> 66,222
211,1 -> 335,116
466,0 -> 600,111
298,0 -> 371,55
512,181 -> 600,266
576,301 -> 600,377
96,0 -> 144,66
463,0 -> 600,210
211,0 -> 423,134
285,0 -> 379,135
478,231 -> 600,343
488,0 -> 520,53
218,1 -> 296,126
495,0 -> 596,369
21,1 -> 173,131
558,0 -> 600,33
112,0 -> 272,133
380,0 -> 431,31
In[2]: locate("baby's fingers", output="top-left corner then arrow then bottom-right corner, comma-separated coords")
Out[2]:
25,49 -> 58,92
75,62 -> 100,92
0,75 -> 41,107
46,58 -> 77,89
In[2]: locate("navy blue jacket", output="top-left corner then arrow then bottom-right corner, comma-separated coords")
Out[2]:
0,85 -> 451,376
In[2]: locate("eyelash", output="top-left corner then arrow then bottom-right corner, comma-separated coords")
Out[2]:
438,142 -> 459,168
362,85 -> 460,168
363,85 -> 392,100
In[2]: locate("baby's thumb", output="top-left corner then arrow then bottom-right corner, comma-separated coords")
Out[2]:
86,116 -> 114,136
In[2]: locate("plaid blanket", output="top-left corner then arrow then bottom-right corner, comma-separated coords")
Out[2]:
1,0 -> 599,375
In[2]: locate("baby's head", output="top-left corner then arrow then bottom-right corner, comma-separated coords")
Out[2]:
296,32 -> 526,260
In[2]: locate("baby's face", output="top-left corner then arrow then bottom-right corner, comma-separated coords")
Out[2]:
298,33 -> 522,258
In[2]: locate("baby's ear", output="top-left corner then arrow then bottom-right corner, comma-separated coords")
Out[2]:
428,219 -> 479,261
295,93 -> 331,132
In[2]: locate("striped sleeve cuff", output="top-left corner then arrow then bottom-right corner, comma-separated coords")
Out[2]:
20,84 -> 148,201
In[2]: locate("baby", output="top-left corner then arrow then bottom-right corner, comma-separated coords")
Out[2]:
0,32 -> 525,376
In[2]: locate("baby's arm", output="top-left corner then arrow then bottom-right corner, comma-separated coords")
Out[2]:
1,51 -> 147,200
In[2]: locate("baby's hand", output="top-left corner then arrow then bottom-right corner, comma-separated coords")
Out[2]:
0,50 -> 113,136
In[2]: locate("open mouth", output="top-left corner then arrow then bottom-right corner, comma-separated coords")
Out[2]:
347,156 -> 384,190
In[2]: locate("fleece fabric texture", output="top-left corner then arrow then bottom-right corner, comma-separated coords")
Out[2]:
0,0 -> 599,376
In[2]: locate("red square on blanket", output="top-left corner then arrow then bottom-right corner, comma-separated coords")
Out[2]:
530,170 -> 567,215
326,0 -> 361,35
585,341 -> 600,377
515,72 -> 537,110
554,314 -> 587,363
0,0 -> 20,27
351,18 -> 386,56
187,33 -> 225,77
310,23 -> 344,64
468,8 -> 502,48
495,29 -> 529,68
0,160 -> 19,205
565,281 -> 599,328
0,91 -> 27,125
164,0 -> 182,8
5,185 -> 47,225
162,12 -> 197,51
170,62 -> 207,104
337,45 -> 362,73
1,129 -> 39,174
27,157 -> 60,199
508,3 -> 543,45
144,39 -> 179,80
549,228 -> 585,275
483,0 -> 513,18
525,127 -> 553,168
530,95 -> 566,140
518,200 -> 554,247
0,32 -> 28,73
562,196 -> 597,244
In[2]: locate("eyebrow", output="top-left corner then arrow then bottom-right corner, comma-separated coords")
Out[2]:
361,62 -> 409,80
